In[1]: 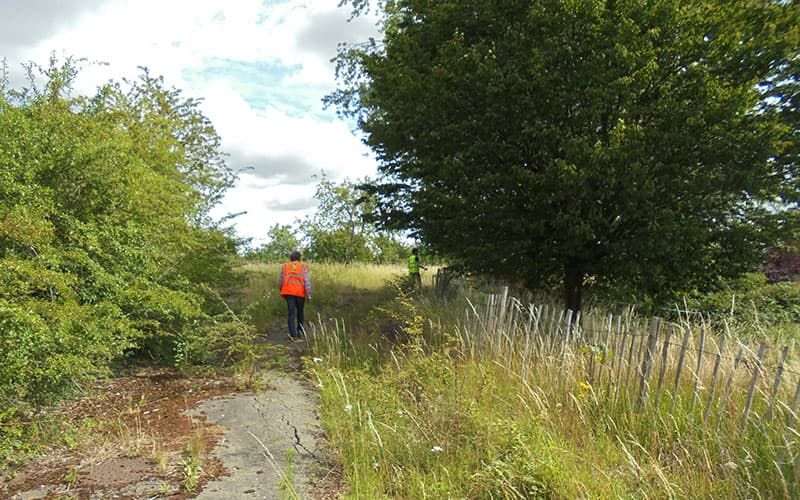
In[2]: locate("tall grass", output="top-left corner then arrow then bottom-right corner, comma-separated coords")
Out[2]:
237,262 -> 406,334
308,284 -> 800,498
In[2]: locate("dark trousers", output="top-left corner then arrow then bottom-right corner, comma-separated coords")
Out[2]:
285,295 -> 305,338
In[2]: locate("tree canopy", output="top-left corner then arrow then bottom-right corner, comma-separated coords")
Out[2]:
330,0 -> 800,311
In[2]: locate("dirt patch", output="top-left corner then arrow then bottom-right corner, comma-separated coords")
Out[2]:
81,456 -> 153,487
1,369 -> 238,499
2,335 -> 341,499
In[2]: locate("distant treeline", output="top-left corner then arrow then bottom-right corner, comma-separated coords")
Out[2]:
246,176 -> 415,265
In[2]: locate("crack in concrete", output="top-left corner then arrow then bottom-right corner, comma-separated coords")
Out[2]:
190,372 -> 320,499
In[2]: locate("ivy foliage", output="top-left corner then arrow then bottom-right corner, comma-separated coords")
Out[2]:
0,58 -> 244,415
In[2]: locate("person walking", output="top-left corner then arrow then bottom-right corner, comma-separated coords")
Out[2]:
408,247 -> 427,288
279,251 -> 311,342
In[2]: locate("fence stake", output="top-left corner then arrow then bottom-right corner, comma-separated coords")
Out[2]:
790,377 -> 800,427
690,325 -> 707,411
599,314 -> 614,390
717,345 -> 745,430
498,286 -> 509,333
610,316 -> 623,373
654,324 -> 674,408
624,321 -> 641,389
767,346 -> 790,421
564,309 -> 574,354
741,342 -> 768,428
611,316 -> 626,406
670,326 -> 692,413
548,307 -> 561,354
638,318 -> 661,408
703,336 -> 726,423
587,314 -> 598,384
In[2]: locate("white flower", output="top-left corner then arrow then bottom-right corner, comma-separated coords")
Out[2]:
372,461 -> 379,470
313,357 -> 323,364
430,446 -> 444,453
344,404 -> 353,413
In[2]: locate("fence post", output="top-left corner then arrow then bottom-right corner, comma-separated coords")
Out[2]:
654,324 -> 674,408
670,326 -> 692,413
611,317 -> 626,406
587,314 -> 599,384
624,321 -> 642,389
637,318 -> 661,408
703,336 -> 726,423
766,346 -> 789,421
690,325 -> 707,411
717,345 -> 745,430
790,377 -> 800,427
741,342 -> 768,429
599,314 -> 614,390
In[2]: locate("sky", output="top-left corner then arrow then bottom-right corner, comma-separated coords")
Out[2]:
0,0 -> 381,245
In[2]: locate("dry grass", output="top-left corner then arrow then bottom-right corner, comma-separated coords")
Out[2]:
308,284 -> 800,498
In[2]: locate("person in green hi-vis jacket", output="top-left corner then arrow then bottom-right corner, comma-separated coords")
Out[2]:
408,247 -> 427,288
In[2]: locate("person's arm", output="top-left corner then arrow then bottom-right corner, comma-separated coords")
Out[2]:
304,265 -> 312,300
419,256 -> 427,270
278,266 -> 284,291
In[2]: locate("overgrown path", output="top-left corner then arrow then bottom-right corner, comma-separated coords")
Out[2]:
193,329 -> 326,499
2,325 -> 330,499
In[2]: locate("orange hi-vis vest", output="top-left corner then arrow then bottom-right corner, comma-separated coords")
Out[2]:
280,261 -> 307,298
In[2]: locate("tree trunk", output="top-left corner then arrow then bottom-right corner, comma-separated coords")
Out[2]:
564,263 -> 583,314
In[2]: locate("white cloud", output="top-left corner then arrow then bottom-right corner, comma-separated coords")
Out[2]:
1,0 -> 381,243
201,78 -> 376,245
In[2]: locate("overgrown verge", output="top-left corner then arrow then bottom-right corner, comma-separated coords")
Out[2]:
309,285 -> 799,498
0,58 -> 250,471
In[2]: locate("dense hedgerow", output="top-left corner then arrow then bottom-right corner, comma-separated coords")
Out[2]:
0,58 -> 249,464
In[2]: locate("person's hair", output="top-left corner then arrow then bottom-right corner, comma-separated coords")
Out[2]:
411,247 -> 418,255
289,250 -> 302,261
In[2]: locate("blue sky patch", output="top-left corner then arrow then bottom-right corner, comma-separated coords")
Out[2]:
183,58 -> 335,118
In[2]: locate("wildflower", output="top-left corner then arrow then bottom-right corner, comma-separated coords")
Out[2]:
372,461 -> 379,470
313,357 -> 323,364
430,446 -> 444,453
579,381 -> 591,392
344,404 -> 353,413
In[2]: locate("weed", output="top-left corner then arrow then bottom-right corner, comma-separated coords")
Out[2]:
179,455 -> 202,492
280,447 -> 297,499
178,426 -> 208,492
151,438 -> 170,476
64,466 -> 79,487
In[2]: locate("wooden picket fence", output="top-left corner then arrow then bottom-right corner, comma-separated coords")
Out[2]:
460,287 -> 800,434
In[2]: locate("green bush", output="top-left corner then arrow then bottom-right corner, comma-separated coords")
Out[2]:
684,272 -> 800,326
0,59 -> 249,466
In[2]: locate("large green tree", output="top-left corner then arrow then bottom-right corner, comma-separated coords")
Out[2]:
331,0 -> 800,311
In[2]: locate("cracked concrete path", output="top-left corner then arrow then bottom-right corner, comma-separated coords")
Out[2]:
192,372 -> 321,499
